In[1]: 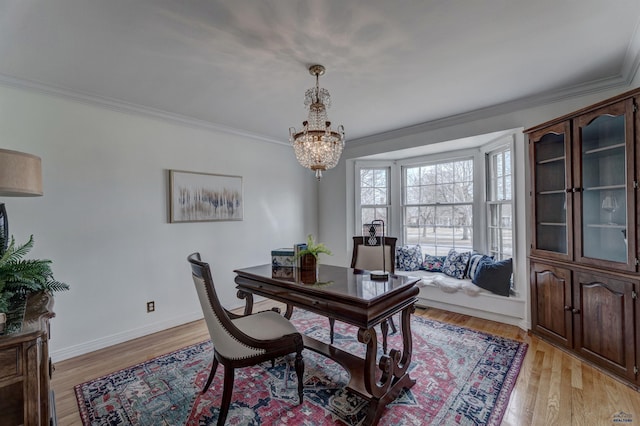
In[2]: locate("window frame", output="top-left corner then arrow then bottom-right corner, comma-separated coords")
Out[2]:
484,143 -> 514,261
401,156 -> 475,256
354,163 -> 392,237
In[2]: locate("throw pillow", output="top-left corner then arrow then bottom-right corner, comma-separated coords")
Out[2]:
441,249 -> 471,279
396,245 -> 423,271
472,258 -> 513,296
466,253 -> 494,279
422,254 -> 446,272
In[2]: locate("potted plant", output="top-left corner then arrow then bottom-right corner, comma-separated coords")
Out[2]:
295,234 -> 332,270
0,235 -> 69,330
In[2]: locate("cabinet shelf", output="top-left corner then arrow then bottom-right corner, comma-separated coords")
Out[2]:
583,143 -> 625,155
537,155 -> 565,164
537,190 -> 566,195
583,184 -> 625,191
585,223 -> 626,229
538,222 -> 567,227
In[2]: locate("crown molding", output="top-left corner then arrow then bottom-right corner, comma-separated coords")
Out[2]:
347,74 -> 632,148
0,73 -> 289,147
1,65 -> 636,152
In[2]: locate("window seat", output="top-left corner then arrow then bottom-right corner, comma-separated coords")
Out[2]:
394,270 -> 527,328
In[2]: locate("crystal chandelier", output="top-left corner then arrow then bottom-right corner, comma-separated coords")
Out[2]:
289,65 -> 345,180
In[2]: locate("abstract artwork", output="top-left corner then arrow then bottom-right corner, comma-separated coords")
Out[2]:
169,170 -> 243,222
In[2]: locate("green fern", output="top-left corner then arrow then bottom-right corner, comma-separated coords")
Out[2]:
0,235 -> 69,312
295,234 -> 333,260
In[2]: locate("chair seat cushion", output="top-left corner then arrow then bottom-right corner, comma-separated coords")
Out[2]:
232,310 -> 300,340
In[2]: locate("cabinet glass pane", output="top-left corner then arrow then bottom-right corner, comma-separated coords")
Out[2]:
534,132 -> 568,254
580,114 -> 627,262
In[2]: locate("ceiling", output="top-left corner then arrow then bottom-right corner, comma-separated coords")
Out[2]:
1,0 -> 639,146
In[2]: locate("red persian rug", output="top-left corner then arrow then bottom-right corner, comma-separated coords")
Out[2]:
75,310 -> 527,425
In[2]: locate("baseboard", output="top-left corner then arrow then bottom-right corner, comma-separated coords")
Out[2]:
50,310 -> 204,362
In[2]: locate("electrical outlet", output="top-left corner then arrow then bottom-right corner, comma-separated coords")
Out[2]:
147,301 -> 155,313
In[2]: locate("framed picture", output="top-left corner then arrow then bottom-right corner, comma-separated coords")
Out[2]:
169,170 -> 243,222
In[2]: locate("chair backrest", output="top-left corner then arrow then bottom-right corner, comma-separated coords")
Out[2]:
350,236 -> 397,273
187,252 -> 262,359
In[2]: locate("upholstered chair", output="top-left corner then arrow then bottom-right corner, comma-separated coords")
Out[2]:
329,237 -> 398,351
187,253 -> 305,426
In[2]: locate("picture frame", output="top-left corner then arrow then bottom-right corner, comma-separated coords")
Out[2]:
169,170 -> 243,223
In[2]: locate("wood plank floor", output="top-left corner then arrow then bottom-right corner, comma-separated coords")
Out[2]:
51,303 -> 640,425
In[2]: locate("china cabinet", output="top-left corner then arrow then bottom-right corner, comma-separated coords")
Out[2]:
527,88 -> 640,388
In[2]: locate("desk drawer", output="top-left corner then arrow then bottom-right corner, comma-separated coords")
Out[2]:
0,347 -> 20,380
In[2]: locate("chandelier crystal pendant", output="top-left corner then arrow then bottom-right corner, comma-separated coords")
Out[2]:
289,64 -> 345,180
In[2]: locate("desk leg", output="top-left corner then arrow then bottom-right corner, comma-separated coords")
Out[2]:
236,289 -> 254,315
359,304 -> 416,426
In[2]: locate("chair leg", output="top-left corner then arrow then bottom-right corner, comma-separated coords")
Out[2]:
388,316 -> 398,334
202,357 -> 219,394
294,351 -> 304,405
217,364 -> 235,426
380,319 -> 389,354
329,317 -> 336,344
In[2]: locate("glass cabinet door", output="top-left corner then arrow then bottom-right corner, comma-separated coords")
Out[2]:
574,99 -> 635,270
530,122 -> 572,260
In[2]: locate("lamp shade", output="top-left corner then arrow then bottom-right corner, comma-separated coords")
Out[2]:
0,149 -> 43,197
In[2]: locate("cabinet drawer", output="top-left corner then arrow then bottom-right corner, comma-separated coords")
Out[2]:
0,347 -> 20,380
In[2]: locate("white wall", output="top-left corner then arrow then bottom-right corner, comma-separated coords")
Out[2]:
0,85 -> 318,361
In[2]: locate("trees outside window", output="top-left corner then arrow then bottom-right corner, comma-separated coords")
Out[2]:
358,167 -> 390,231
403,159 -> 473,256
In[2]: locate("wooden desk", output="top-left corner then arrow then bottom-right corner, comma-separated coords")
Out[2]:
234,264 -> 419,426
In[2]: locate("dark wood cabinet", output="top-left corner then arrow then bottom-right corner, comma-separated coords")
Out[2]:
527,88 -> 640,389
529,121 -> 573,261
0,292 -> 56,426
572,99 -> 637,271
573,271 -> 637,381
530,262 -> 573,349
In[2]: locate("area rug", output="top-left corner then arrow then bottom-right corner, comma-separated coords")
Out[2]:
75,310 -> 527,425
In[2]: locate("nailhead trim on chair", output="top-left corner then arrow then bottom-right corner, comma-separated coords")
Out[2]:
193,275 -> 267,360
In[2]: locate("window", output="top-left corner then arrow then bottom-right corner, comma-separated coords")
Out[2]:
487,147 -> 513,260
403,159 -> 473,256
357,167 -> 390,229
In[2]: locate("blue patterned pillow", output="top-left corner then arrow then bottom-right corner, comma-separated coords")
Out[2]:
422,254 -> 446,272
442,249 -> 471,279
396,245 -> 423,271
466,253 -> 494,279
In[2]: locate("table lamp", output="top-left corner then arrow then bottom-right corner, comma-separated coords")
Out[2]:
0,149 -> 43,253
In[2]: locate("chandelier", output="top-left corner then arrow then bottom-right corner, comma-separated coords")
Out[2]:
289,64 -> 345,180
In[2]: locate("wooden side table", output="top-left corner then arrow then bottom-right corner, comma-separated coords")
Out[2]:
0,292 -> 56,426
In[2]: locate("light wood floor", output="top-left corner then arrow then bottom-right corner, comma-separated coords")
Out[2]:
51,303 -> 640,426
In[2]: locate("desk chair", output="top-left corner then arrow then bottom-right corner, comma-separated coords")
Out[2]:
188,253 -> 305,426
328,236 -> 398,352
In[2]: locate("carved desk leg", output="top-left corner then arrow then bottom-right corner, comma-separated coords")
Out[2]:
359,304 -> 416,426
236,289 -> 254,315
